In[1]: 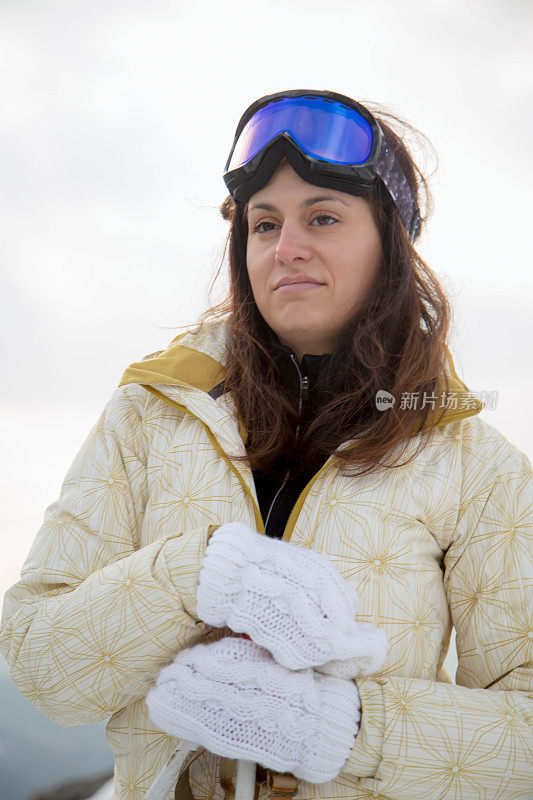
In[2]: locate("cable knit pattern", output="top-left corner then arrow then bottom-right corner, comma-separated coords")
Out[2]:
196,522 -> 389,677
146,636 -> 361,784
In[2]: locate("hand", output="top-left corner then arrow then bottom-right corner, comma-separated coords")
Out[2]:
145,636 -> 361,784
196,522 -> 388,677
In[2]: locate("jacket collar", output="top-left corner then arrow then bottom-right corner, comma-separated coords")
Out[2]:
263,325 -> 336,399
264,325 -> 334,365
118,316 -> 484,434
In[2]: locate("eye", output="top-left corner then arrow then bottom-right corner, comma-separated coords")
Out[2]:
251,221 -> 276,234
312,214 -> 338,226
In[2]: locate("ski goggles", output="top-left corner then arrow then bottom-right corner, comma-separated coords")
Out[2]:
224,89 -> 422,243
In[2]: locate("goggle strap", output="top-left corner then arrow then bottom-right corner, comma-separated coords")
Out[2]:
374,140 -> 421,243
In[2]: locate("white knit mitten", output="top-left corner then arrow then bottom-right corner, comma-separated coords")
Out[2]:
196,522 -> 388,677
146,636 -> 361,784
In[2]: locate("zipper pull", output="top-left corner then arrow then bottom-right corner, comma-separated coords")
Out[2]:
295,376 -> 309,444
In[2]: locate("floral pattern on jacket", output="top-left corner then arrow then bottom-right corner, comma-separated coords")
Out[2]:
1,316 -> 532,800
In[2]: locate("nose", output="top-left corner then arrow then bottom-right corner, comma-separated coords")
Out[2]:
275,220 -> 312,264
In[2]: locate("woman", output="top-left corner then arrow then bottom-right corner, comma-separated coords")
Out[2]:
1,90 -> 531,800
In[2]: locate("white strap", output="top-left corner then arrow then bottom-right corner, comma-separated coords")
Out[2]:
142,739 -> 198,800
235,760 -> 257,800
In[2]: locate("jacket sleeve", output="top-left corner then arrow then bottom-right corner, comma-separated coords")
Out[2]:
0,385 -> 218,727
343,420 -> 533,799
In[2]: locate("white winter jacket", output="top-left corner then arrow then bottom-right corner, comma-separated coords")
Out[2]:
1,316 -> 532,800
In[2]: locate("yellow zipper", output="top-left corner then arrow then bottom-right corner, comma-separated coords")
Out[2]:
280,455 -> 338,542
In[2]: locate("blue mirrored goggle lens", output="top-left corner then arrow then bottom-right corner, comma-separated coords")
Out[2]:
228,96 -> 375,171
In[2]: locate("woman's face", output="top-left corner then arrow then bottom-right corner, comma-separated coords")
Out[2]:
245,159 -> 383,362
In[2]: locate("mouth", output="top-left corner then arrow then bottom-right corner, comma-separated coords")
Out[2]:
275,282 -> 325,292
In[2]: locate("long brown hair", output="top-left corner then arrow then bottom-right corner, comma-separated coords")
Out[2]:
183,103 -> 453,479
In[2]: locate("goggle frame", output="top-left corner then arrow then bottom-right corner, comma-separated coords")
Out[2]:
223,89 -> 421,243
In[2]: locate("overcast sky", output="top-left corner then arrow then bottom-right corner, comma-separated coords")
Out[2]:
1,0 -> 532,663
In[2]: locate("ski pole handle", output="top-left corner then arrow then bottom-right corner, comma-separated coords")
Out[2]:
232,633 -> 257,800
235,759 -> 257,800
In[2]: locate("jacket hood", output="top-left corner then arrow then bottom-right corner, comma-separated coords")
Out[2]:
118,316 -> 484,434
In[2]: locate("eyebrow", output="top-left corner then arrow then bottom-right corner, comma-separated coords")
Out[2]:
248,194 -> 351,213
